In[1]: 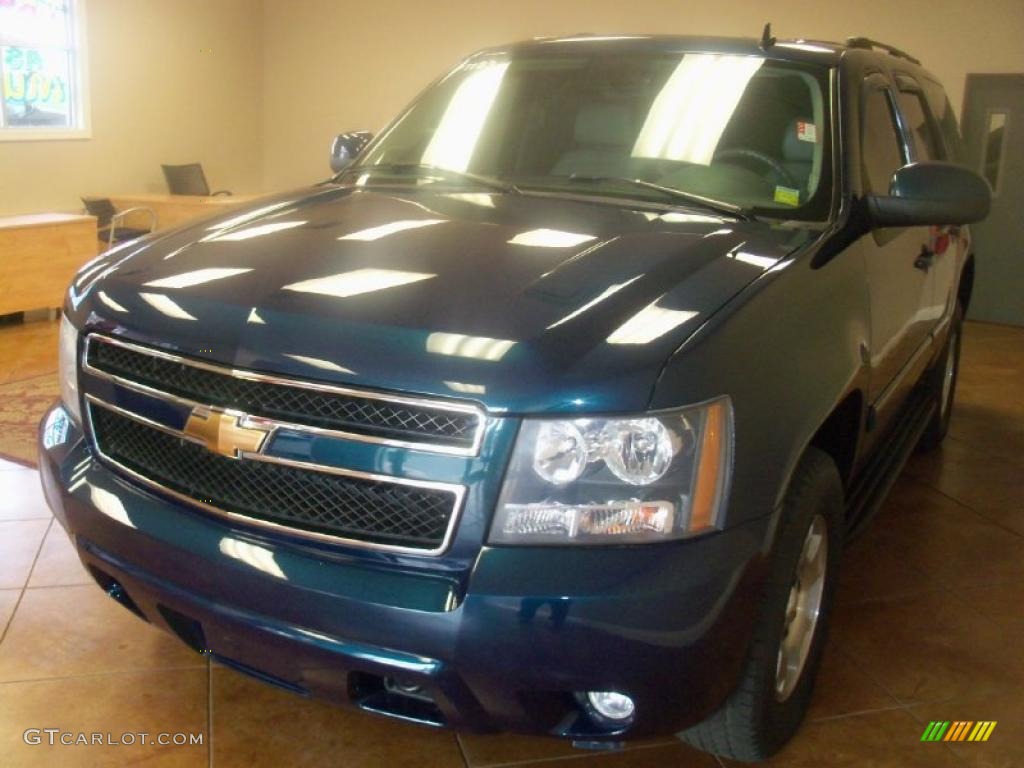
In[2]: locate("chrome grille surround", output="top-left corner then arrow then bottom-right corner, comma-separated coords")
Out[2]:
84,396 -> 467,555
83,334 -> 486,457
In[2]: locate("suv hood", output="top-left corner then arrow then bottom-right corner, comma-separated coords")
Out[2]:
71,185 -> 813,413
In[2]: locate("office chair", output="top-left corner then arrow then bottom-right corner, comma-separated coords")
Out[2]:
161,163 -> 231,196
81,198 -> 157,249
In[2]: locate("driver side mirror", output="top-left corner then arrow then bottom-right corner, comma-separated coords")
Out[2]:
868,162 -> 991,228
330,131 -> 373,173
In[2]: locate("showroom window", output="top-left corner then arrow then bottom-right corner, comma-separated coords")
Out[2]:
0,0 -> 89,140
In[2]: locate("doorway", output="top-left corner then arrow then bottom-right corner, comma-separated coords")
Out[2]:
961,74 -> 1024,326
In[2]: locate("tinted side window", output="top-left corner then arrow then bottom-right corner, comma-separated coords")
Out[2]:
896,90 -> 942,161
922,80 -> 965,163
861,85 -> 906,195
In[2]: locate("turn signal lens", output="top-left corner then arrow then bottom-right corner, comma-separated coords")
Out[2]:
691,400 -> 728,532
500,501 -> 674,542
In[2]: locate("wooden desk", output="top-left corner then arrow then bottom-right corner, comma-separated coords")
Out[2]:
107,193 -> 263,232
0,213 -> 98,315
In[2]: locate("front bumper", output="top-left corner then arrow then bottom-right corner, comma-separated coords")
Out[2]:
39,403 -> 772,740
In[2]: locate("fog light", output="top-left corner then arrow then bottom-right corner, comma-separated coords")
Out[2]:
585,691 -> 635,722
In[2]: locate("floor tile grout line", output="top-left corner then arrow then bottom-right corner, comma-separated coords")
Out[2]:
828,643 -> 908,715
927,577 -> 1018,640
808,702 -> 915,724
0,663 -> 211,686
207,655 -> 214,768
454,732 -> 471,768
0,370 -> 59,388
837,528 -> 954,599
0,516 -> 52,646
839,547 -> 1024,604
834,574 -> 1014,712
900,459 -> 1024,540
0,587 -> 26,647
472,740 -> 678,768
837,582 -> 994,611
22,581 -> 108,590
945,431 -> 1024,472
836,585 -> 952,607
21,516 -> 55,590
926,483 -> 1024,540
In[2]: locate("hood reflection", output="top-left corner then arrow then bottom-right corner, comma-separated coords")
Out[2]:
508,228 -> 597,248
144,267 -> 252,289
338,218 -> 446,241
97,290 -> 128,313
444,381 -> 487,394
203,221 -> 305,242
283,268 -> 436,299
139,292 -> 197,321
283,354 -> 355,375
607,300 -> 698,345
427,332 -> 516,361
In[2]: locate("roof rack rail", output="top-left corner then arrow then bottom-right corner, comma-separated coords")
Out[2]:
845,37 -> 921,65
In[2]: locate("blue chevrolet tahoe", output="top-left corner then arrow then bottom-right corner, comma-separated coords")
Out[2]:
39,32 -> 990,761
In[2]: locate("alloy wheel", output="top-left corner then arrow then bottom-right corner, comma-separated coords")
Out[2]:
774,514 -> 828,702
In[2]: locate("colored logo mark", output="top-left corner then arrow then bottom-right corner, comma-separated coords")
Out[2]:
921,721 -> 997,742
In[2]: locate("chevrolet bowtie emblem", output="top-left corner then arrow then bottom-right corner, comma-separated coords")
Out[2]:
183,408 -> 270,459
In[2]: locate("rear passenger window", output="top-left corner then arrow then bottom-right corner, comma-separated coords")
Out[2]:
922,80 -> 965,164
980,111 -> 1008,193
861,85 -> 906,195
897,91 -> 942,161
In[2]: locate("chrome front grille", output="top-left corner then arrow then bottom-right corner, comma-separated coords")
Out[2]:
84,335 -> 485,456
81,333 -> 477,554
88,402 -> 462,552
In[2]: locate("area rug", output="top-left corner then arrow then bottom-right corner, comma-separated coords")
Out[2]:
0,373 -> 59,466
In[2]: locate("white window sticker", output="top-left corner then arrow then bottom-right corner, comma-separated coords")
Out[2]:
796,121 -> 817,143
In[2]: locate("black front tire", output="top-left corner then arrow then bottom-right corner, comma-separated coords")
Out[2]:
679,447 -> 844,763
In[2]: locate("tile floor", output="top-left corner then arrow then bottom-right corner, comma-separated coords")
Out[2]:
0,318 -> 1021,767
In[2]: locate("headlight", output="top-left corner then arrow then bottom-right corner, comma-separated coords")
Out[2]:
58,315 -> 82,425
490,398 -> 732,545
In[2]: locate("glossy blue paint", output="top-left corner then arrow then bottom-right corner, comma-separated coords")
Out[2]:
43,33 -> 849,742
36,31 -> 983,749
67,185 -> 814,415
39,409 -> 771,737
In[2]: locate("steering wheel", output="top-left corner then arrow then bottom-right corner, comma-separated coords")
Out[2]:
713,147 -> 798,189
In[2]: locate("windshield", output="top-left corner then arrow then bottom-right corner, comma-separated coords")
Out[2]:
354,50 -> 832,219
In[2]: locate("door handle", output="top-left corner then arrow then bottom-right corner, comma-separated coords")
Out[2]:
914,246 -> 935,271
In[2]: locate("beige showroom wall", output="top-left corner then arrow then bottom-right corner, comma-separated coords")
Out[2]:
261,0 -> 1024,191
0,0 -> 264,217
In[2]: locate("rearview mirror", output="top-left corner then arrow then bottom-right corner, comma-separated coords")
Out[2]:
330,131 -> 373,173
868,162 -> 991,228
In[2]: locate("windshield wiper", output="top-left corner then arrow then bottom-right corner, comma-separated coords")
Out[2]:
341,163 -> 519,194
561,175 -> 749,220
